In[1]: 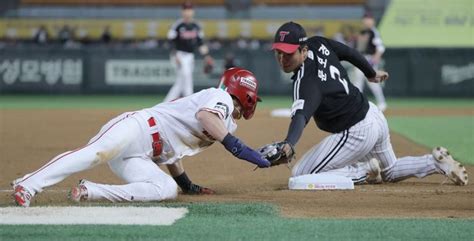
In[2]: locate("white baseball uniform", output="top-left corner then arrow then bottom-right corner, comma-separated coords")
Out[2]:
14,88 -> 236,202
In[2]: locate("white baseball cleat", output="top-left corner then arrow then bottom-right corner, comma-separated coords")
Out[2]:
366,158 -> 383,184
432,147 -> 468,186
69,179 -> 89,202
13,185 -> 33,207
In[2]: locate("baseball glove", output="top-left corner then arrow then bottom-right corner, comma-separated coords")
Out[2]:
258,141 -> 295,167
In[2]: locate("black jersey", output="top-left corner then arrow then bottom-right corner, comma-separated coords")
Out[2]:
356,27 -> 384,55
167,19 -> 204,53
290,36 -> 376,134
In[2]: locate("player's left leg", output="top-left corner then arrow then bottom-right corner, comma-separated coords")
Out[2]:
320,159 -> 381,184
77,157 -> 178,202
291,111 -> 381,180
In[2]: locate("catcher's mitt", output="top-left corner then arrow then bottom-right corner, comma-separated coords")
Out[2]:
258,141 -> 295,167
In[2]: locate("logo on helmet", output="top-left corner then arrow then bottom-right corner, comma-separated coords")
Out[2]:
239,76 -> 257,91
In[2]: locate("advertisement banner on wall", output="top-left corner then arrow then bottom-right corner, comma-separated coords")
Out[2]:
105,60 -> 175,85
379,0 -> 473,47
0,57 -> 83,92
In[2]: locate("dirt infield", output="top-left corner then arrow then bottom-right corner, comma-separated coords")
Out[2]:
1,108 -> 472,218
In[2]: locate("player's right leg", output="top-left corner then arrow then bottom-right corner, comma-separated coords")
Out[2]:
321,158 -> 382,184
73,157 -> 178,203
291,117 -> 380,181
164,55 -> 185,102
291,102 -> 386,184
12,112 -> 140,207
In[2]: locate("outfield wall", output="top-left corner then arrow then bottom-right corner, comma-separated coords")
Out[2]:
0,47 -> 472,97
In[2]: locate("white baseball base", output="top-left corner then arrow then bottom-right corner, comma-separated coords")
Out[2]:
288,174 -> 354,190
270,108 -> 292,118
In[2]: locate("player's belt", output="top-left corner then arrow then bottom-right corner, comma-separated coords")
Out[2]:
147,117 -> 163,157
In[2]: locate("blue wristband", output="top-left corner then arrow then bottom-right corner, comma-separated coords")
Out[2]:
222,133 -> 244,156
222,133 -> 270,168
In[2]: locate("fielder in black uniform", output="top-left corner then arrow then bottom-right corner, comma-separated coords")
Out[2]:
265,22 -> 467,186
164,1 -> 214,102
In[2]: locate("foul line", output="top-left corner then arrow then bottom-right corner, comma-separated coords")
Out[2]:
0,206 -> 188,225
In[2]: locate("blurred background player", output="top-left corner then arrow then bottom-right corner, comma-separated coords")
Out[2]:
351,12 -> 387,112
164,1 -> 214,102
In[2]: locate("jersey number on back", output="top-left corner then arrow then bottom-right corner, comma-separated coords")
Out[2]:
329,65 -> 349,94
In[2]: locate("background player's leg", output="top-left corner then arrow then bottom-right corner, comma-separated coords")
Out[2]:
350,67 -> 365,93
182,53 -> 194,97
83,157 -> 178,202
164,54 -> 185,102
366,81 -> 387,111
13,113 -> 139,196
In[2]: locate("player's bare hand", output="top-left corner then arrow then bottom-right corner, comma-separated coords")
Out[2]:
368,70 -> 389,83
198,187 -> 216,195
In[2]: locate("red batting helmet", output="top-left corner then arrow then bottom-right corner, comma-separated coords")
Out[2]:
218,67 -> 261,119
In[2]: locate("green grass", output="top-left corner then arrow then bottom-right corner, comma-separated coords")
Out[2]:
0,95 -> 472,109
382,98 -> 474,108
1,203 -> 473,241
0,95 -> 292,109
387,116 -> 474,164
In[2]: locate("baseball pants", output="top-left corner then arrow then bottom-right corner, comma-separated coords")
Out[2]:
14,112 -> 178,202
291,102 -> 439,183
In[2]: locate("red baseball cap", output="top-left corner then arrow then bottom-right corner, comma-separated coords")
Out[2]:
272,22 -> 307,54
